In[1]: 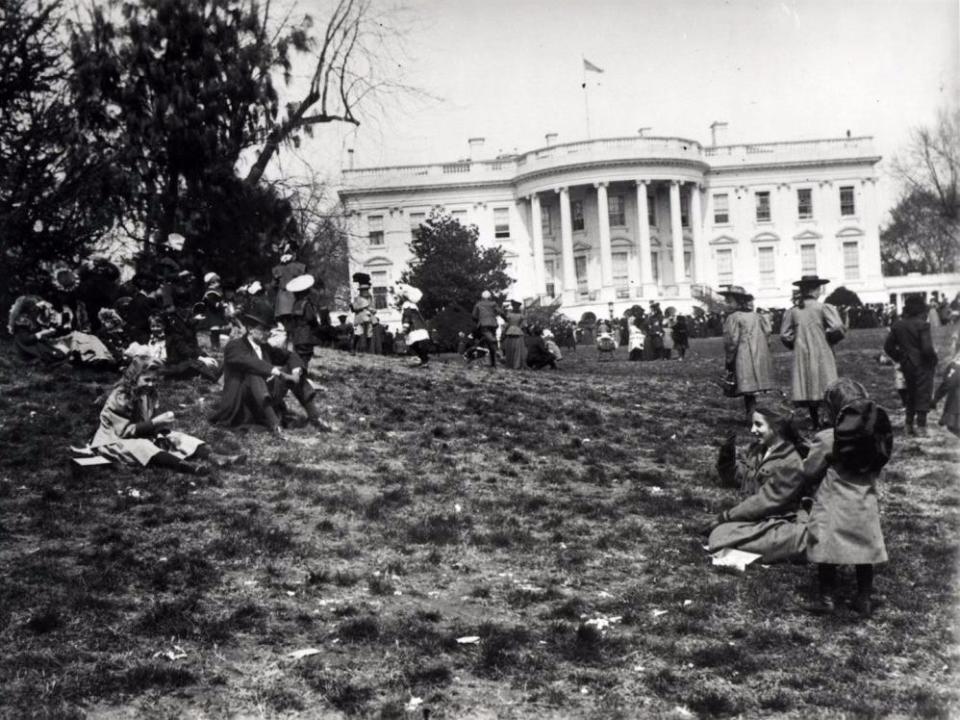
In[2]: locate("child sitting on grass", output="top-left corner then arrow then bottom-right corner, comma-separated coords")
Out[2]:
933,349 -> 960,438
805,378 -> 893,618
91,357 -> 240,474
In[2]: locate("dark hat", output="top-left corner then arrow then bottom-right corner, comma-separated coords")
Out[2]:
833,400 -> 892,474
352,272 -> 371,287
792,274 -> 830,288
718,285 -> 754,301
240,298 -> 275,328
902,294 -> 928,317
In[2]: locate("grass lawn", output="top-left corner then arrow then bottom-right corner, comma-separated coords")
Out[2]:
0,327 -> 957,719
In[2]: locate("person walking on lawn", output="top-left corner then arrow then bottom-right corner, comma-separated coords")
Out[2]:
210,298 -> 334,436
722,286 -> 775,423
472,290 -> 503,368
884,295 -> 938,437
780,274 -> 846,429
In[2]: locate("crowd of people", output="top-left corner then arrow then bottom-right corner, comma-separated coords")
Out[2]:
5,237 -> 959,620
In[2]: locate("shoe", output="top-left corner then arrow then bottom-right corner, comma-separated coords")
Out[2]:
181,462 -> 210,477
848,595 -> 873,618
804,595 -> 836,615
906,424 -> 917,437
915,426 -> 928,438
310,418 -> 336,433
210,453 -> 246,468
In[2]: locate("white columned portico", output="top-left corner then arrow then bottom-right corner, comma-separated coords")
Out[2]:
669,180 -> 687,293
635,180 -> 656,298
689,183 -> 706,287
557,187 -> 576,303
595,182 -> 613,300
529,193 -> 546,296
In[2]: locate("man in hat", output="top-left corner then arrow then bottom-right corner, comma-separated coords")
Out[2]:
884,295 -> 938,436
780,274 -> 846,429
472,290 -> 502,368
350,273 -> 375,354
721,285 -> 775,422
210,298 -> 334,435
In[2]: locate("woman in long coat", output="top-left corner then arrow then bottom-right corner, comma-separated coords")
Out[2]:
780,275 -> 846,429
722,286 -> 774,422
502,300 -> 527,369
884,295 -> 938,436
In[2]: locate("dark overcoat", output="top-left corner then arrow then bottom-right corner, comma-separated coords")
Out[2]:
210,336 -> 303,427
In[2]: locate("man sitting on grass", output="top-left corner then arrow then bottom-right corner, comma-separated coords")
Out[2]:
209,298 -> 334,437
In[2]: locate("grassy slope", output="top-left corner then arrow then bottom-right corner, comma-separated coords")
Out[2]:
0,328 -> 957,720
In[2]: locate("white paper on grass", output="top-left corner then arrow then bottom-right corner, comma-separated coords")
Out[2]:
287,648 -> 321,659
711,548 -> 762,571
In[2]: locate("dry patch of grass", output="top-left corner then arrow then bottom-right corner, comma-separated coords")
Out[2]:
0,328 -> 958,718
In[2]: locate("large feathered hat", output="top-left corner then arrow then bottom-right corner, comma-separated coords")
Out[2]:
352,272 -> 372,290
393,283 -> 422,303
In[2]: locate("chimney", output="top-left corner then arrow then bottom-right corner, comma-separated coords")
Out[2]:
709,121 -> 728,147
545,132 -> 558,147
637,127 -> 652,137
347,148 -> 355,170
467,137 -> 485,160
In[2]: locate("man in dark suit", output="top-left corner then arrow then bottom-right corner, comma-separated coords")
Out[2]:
209,299 -> 333,436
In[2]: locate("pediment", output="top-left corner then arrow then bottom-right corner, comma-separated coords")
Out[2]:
836,226 -> 865,238
710,234 -> 738,246
793,229 -> 822,241
364,256 -> 393,267
573,241 -> 592,252
751,232 -> 780,243
610,237 -> 634,249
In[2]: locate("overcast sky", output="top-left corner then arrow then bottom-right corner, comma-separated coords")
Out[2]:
284,0 -> 959,219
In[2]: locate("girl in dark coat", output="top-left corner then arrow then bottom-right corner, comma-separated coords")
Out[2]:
883,295 -> 938,436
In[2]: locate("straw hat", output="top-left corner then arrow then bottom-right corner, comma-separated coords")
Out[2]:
792,274 -> 830,288
286,274 -> 315,293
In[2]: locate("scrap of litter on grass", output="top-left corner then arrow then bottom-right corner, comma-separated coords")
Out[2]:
456,636 -> 481,644
287,648 -> 322,660
153,646 -> 187,661
710,548 -> 762,572
582,615 -> 622,631
651,609 -> 669,618
405,697 -> 424,712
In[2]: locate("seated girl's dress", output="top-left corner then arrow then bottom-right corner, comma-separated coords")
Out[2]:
91,387 -> 205,467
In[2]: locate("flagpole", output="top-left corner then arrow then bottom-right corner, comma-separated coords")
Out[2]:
582,56 -> 591,140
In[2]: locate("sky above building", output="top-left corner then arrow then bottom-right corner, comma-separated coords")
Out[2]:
285,0 -> 959,220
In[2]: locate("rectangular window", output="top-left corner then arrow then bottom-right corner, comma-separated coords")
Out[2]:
540,205 -> 552,236
544,259 -> 556,298
368,215 -> 384,246
409,212 -> 425,241
800,243 -> 817,274
755,191 -> 771,223
494,207 -> 511,239
797,188 -> 813,220
684,249 -> 692,280
650,251 -> 659,283
843,241 -> 860,280
575,255 -> 588,296
371,270 -> 389,310
840,186 -> 855,216
713,193 -> 729,224
451,209 -> 467,224
608,195 -> 625,226
647,195 -> 656,226
681,195 -> 690,228
716,248 -> 733,285
612,251 -> 629,299
572,200 -> 584,231
758,246 -> 775,287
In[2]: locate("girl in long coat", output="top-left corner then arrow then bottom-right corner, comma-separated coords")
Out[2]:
91,357 -> 210,474
805,378 -> 892,617
395,284 -> 430,367
884,295 -> 938,436
502,301 -> 527,369
722,286 -> 774,422
708,406 -> 808,563
780,275 -> 846,429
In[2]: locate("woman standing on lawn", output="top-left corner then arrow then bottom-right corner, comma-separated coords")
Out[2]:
502,300 -> 527,370
884,295 -> 938,437
780,275 -> 846,429
722,286 -> 774,423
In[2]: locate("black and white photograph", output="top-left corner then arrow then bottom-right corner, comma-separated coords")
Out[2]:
1,0 -> 959,716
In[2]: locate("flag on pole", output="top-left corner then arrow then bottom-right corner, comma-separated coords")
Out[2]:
583,58 -> 604,73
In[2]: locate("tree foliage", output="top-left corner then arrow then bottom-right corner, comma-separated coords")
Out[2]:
885,106 -> 960,275
400,211 -> 511,318
824,286 -> 862,307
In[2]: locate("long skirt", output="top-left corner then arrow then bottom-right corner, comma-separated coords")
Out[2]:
503,335 -> 526,369
94,431 -> 204,467
709,512 -> 809,564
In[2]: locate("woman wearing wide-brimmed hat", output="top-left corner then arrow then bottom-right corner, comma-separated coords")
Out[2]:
721,286 -> 775,422
502,299 -> 528,369
779,275 -> 846,429
884,294 -> 938,436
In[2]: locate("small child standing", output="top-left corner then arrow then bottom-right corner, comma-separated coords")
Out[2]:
805,378 -> 893,618
933,351 -> 960,438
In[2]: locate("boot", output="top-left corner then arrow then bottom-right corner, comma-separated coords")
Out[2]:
905,423 -> 917,437
916,413 -> 929,437
306,400 -> 335,433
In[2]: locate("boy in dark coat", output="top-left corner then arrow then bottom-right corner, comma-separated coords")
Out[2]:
884,295 -> 938,436
210,299 -> 333,435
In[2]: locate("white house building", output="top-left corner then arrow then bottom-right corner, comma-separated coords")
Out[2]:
339,131 -> 888,324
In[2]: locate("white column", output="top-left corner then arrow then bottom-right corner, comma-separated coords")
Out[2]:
690,183 -> 706,287
636,180 -> 656,297
529,193 -> 546,297
557,187 -> 576,302
595,182 -> 613,300
669,180 -> 687,292
862,178 -> 883,283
